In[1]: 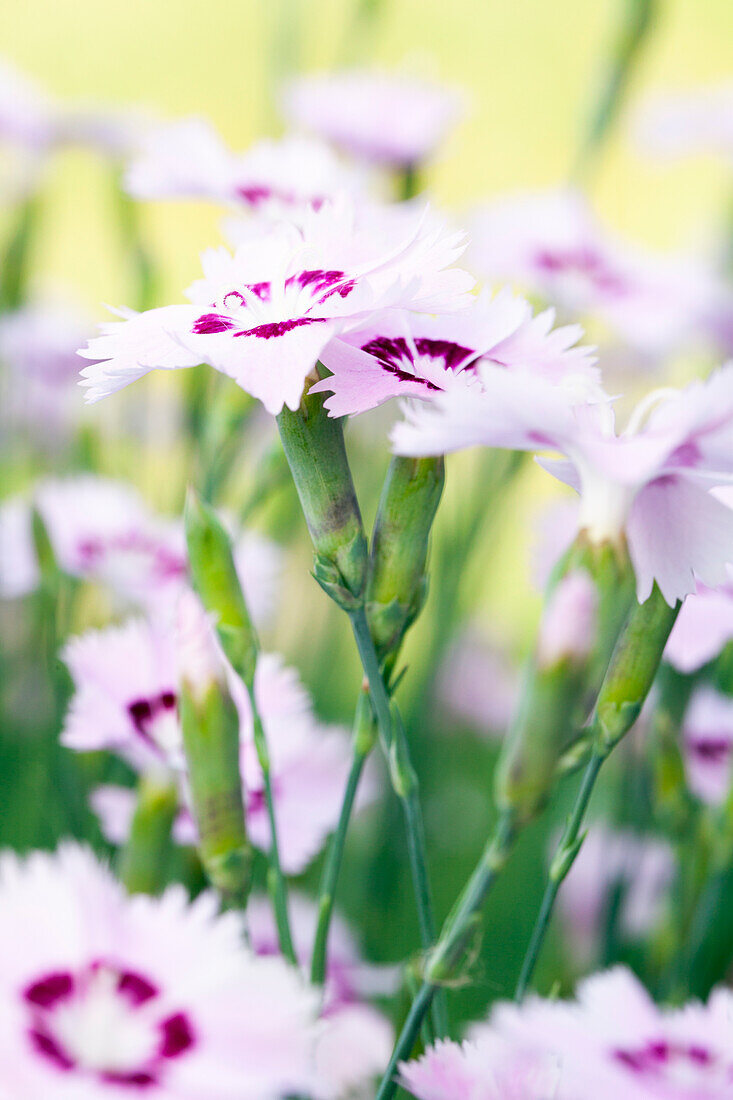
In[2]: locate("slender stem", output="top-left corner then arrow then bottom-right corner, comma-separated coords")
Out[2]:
376,982 -> 434,1100
376,811 -> 516,1100
311,690 -> 374,985
514,750 -> 605,1000
249,696 -> 296,964
348,604 -> 447,1038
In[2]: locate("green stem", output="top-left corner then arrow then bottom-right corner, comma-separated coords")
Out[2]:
514,750 -> 605,999
249,695 -> 297,964
118,775 -> 178,895
376,811 -> 516,1100
311,690 -> 374,985
349,603 -> 447,1038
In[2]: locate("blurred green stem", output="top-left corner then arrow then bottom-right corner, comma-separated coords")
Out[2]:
375,810 -> 516,1100
514,585 -> 679,999
118,775 -> 178,895
574,0 -> 658,180
110,165 -> 157,312
248,686 -> 297,964
311,688 -> 375,985
0,192 -> 41,312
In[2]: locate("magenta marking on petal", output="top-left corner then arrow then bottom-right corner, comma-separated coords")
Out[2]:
24,972 -> 74,1008
235,316 -> 327,340
128,691 -> 179,748
28,1027 -> 74,1070
414,337 -> 476,372
101,1069 -> 158,1088
689,736 -> 731,763
285,269 -> 356,303
118,970 -> 159,1006
193,313 -> 237,335
159,1013 -> 195,1059
237,184 -> 276,206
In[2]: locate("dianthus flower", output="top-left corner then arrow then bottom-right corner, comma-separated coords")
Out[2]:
0,844 -> 318,1098
78,198 -> 473,414
311,288 -> 597,417
481,967 -> 733,1099
393,365 -> 733,604
400,1035 -> 558,1100
0,476 -> 279,622
682,686 -> 733,806
281,69 -> 464,171
125,119 -> 364,213
64,619 -> 371,874
468,188 -> 729,359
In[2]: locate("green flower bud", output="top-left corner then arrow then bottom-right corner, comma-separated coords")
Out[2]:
277,387 -> 367,609
118,775 -> 178,896
367,455 -> 445,662
177,594 -> 252,907
184,487 -> 258,687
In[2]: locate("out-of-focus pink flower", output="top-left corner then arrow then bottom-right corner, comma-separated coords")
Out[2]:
0,843 -> 318,1099
282,69 -> 464,170
0,300 -> 96,438
682,685 -> 733,806
477,967 -> 733,1100
0,477 -> 280,622
436,628 -> 518,736
0,58 -> 147,157
400,1035 -> 559,1100
78,198 -> 473,415
468,188 -> 730,359
537,569 -> 598,669
558,825 -> 674,961
125,119 -> 365,213
393,365 -> 733,605
634,84 -> 733,162
312,289 -> 597,417
665,570 -> 733,673
69,619 -> 373,875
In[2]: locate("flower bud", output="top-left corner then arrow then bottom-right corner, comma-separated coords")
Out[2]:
184,487 -> 258,687
277,387 -> 368,609
367,455 -> 445,661
176,592 -> 252,907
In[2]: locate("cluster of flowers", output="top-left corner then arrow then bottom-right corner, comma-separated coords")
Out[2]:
3,44 -> 733,1100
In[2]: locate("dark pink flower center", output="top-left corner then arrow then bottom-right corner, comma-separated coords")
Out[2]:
361,334 -> 477,390
615,1038 -> 717,1080
688,735 -> 732,764
128,691 -> 178,751
235,184 -> 326,210
192,269 -> 357,342
24,960 -> 194,1088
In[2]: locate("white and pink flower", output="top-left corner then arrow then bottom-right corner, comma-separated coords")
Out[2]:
393,365 -> 733,605
0,477 -> 280,622
78,198 -> 473,415
400,1035 -> 559,1100
0,843 -> 318,1098
468,188 -> 729,359
125,119 -> 364,213
481,967 -> 733,1099
682,686 -> 733,807
282,69 -> 464,171
66,618 -> 373,875
312,289 -> 597,418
